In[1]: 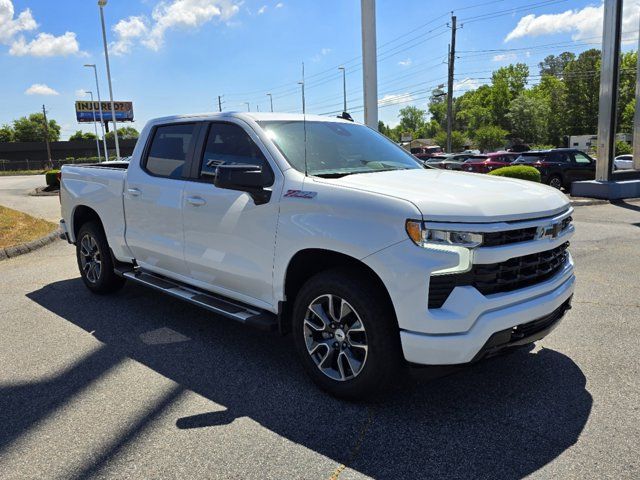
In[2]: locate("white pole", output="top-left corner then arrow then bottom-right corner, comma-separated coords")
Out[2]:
87,91 -> 102,161
98,0 -> 121,160
85,64 -> 108,162
361,0 -> 378,130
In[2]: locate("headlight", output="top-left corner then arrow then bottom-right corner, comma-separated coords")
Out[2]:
405,220 -> 483,275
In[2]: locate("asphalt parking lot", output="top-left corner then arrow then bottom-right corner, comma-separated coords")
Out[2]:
1,192 -> 639,478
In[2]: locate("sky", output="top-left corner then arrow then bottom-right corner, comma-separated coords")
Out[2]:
1,0 -> 639,139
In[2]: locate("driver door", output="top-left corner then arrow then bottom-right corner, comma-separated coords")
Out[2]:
181,121 -> 282,309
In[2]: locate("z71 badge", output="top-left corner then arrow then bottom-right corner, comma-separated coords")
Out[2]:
284,190 -> 317,199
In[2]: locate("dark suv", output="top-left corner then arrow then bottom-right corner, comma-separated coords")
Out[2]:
512,149 -> 596,190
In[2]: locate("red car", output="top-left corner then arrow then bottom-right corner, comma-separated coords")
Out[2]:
462,152 -> 520,174
411,145 -> 443,161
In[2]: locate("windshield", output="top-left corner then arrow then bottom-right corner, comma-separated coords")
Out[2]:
259,120 -> 422,177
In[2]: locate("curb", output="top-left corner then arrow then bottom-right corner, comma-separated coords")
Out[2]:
0,229 -> 61,261
569,199 -> 609,207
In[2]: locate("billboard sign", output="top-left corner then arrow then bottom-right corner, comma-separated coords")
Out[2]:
75,101 -> 134,122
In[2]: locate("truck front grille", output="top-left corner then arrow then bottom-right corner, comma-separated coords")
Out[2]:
482,228 -> 537,247
428,242 -> 569,309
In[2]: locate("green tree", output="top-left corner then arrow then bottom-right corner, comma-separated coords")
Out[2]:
428,86 -> 447,128
473,125 -> 508,152
615,140 -> 632,155
455,85 -> 494,133
532,75 -> 568,146
12,113 -> 61,142
69,130 -> 98,141
0,124 -> 14,142
538,52 -> 575,77
433,130 -> 466,152
617,51 -> 637,133
105,126 -> 139,141
416,119 -> 440,139
490,63 -> 529,130
397,106 -> 426,135
564,49 -> 600,135
507,92 -> 550,144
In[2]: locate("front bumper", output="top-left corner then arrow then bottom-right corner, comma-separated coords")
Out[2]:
400,270 -> 575,365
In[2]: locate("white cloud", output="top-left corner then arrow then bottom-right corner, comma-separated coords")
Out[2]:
25,83 -> 59,96
398,58 -> 412,66
10,31 -> 81,57
379,93 -> 413,106
258,5 -> 267,14
75,89 -> 88,98
312,47 -> 332,62
492,53 -> 518,62
143,0 -> 241,51
0,0 -> 37,43
505,1 -> 640,43
111,15 -> 149,55
454,77 -> 482,92
275,2 -> 284,8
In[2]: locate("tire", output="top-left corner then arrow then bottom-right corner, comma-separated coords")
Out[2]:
292,268 -> 403,399
548,174 -> 563,190
76,221 -> 125,294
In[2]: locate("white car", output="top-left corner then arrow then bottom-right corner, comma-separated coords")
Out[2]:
614,154 -> 634,170
59,112 -> 575,399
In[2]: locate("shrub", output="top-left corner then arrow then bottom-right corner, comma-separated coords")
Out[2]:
45,169 -> 61,187
615,140 -> 632,156
488,165 -> 541,183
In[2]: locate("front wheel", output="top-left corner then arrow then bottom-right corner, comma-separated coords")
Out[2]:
76,221 -> 125,294
292,269 -> 403,399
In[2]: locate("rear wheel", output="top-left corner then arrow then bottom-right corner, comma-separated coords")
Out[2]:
76,221 -> 125,294
548,174 -> 563,190
292,269 -> 403,399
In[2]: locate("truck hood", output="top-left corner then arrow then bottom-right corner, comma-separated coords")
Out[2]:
319,169 -> 569,222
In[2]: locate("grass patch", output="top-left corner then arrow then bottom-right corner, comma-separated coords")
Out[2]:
0,170 -> 46,176
0,206 -> 57,249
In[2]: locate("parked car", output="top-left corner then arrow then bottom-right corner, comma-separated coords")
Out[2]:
512,149 -> 596,190
59,112 -> 575,399
463,152 -> 520,174
424,153 -> 474,170
614,154 -> 634,170
411,145 -> 443,161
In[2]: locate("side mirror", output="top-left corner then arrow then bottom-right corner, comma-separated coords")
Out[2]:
214,164 -> 272,205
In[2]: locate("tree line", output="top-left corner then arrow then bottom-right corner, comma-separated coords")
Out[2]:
378,49 -> 637,152
0,113 -> 138,143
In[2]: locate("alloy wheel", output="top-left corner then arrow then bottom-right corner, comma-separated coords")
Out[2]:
79,234 -> 102,284
303,294 -> 368,381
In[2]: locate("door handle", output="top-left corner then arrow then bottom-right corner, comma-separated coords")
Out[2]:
127,187 -> 141,197
186,196 -> 206,206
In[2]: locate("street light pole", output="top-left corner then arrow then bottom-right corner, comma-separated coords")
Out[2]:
98,0 -> 120,160
267,93 -> 273,112
84,64 -> 108,161
86,91 -> 102,161
338,66 -> 347,113
361,0 -> 378,130
244,102 -> 250,112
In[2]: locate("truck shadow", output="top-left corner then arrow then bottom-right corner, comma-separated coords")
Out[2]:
17,278 -> 592,479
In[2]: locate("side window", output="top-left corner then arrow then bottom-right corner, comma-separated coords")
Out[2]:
199,122 -> 269,181
573,152 -> 592,164
548,152 -> 569,163
145,123 -> 196,178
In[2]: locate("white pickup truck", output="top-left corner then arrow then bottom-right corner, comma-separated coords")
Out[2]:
60,112 -> 575,398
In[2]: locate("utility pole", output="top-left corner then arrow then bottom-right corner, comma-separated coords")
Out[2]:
98,0 -> 120,160
42,104 -> 52,165
298,62 -> 306,114
338,66 -> 347,113
84,64 -> 108,162
256,104 -> 260,112
361,0 -> 378,130
244,102 -> 250,112
218,95 -> 223,112
267,93 -> 274,112
87,91 -> 102,161
446,14 -> 457,153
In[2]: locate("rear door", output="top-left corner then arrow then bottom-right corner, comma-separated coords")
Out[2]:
570,151 -> 596,181
124,122 -> 199,277
181,120 -> 282,308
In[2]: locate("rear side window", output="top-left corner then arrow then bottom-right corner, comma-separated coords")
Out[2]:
573,152 -> 593,164
199,122 -> 270,181
548,152 -> 570,163
145,124 -> 196,178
